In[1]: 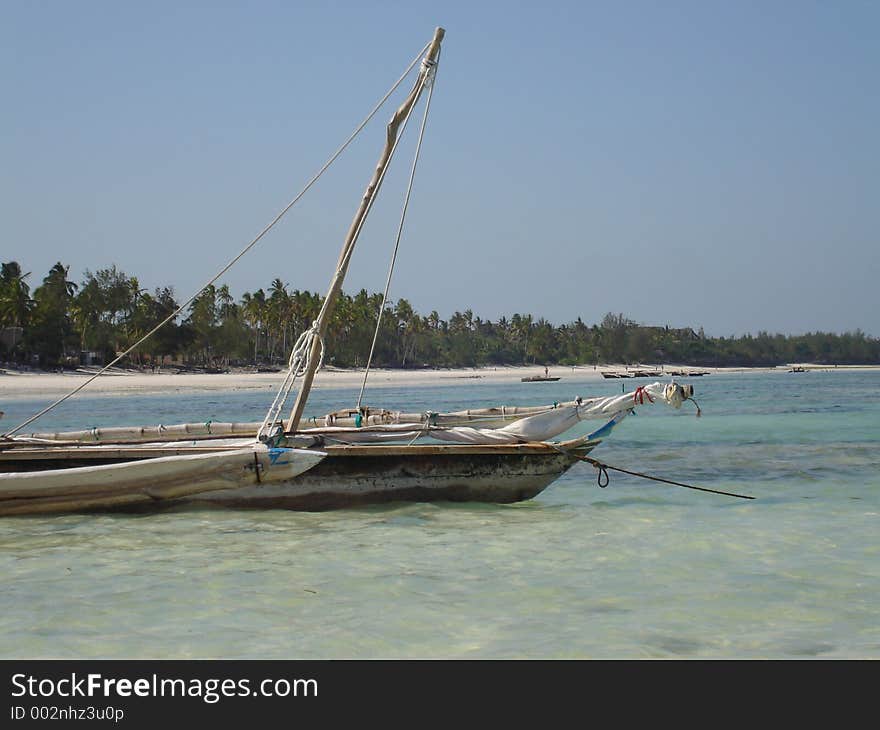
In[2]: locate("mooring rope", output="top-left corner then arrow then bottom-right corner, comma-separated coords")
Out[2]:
573,454 -> 754,499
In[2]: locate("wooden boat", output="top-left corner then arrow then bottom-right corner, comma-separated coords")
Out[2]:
521,375 -> 561,382
522,367 -> 559,382
0,28 -> 699,515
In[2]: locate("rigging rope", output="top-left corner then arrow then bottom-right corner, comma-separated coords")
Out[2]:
357,52 -> 440,410
1,42 -> 430,441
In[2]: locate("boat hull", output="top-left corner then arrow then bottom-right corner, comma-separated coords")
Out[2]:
190,439 -> 597,510
0,439 -> 596,514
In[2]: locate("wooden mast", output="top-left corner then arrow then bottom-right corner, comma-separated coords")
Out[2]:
285,27 -> 444,434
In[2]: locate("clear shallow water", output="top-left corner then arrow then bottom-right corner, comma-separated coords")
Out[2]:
1,370 -> 878,658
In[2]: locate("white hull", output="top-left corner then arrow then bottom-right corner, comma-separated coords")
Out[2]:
0,443 -> 326,515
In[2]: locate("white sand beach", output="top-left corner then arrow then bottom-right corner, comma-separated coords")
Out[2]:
1,362 -> 874,401
2,365 -> 580,399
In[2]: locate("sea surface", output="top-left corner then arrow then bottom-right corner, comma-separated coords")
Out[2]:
1,370 -> 878,659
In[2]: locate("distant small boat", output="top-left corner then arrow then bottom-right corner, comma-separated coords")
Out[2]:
602,369 -> 664,379
522,376 -> 561,382
789,366 -> 806,373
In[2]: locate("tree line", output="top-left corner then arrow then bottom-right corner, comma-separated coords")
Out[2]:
1,260 -> 878,370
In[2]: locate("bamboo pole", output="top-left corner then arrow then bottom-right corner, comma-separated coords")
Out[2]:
285,27 -> 445,434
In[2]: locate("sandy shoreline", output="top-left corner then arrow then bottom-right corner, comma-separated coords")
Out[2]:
1,363 -> 877,400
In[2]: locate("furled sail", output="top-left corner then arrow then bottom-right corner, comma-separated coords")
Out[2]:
291,382 -> 696,446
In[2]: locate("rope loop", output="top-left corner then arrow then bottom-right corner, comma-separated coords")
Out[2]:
596,464 -> 610,488
633,386 -> 654,405
287,322 -> 325,377
421,57 -> 437,83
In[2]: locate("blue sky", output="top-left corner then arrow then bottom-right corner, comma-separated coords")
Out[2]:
2,1 -> 877,336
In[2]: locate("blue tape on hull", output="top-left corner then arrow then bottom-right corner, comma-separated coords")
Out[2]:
585,411 -> 629,441
268,447 -> 293,466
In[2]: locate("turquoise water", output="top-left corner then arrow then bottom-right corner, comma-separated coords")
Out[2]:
1,370 -> 878,658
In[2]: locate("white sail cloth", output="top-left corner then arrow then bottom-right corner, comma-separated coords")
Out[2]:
297,382 -> 692,446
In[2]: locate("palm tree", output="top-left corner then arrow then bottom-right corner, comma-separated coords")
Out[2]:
0,261 -> 33,329
71,279 -> 103,353
29,263 -> 78,365
394,298 -> 417,366
241,289 -> 267,364
217,284 -> 235,322
510,313 -> 533,363
0,262 -> 34,359
267,279 -> 289,362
